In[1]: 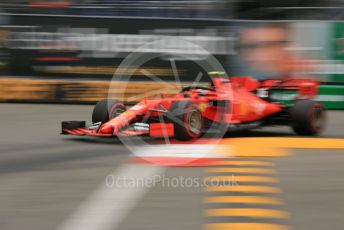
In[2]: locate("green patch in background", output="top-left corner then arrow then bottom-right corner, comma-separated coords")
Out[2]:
269,86 -> 344,109
332,22 -> 344,82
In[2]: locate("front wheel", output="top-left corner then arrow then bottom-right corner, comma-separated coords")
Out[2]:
291,100 -> 326,135
92,99 -> 126,124
167,101 -> 204,141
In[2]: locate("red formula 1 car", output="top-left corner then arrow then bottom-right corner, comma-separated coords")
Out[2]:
61,74 -> 326,140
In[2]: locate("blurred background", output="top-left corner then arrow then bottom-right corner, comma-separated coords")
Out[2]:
0,0 -> 344,108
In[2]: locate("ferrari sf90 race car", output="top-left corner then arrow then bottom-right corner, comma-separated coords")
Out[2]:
61,75 -> 326,141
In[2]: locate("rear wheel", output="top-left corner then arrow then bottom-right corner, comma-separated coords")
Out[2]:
167,101 -> 203,140
291,100 -> 326,135
92,99 -> 126,124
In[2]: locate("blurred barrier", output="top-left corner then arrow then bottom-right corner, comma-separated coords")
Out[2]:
1,14 -> 232,82
0,77 -> 182,104
0,77 -> 343,109
1,14 -> 344,109
0,1 -> 230,19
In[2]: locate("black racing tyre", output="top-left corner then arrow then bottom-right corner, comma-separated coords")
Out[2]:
291,100 -> 326,136
92,99 -> 126,124
167,101 -> 203,141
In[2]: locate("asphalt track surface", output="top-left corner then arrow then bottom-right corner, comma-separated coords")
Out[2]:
0,103 -> 344,230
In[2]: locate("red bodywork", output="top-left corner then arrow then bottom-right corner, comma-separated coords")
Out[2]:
63,76 -> 319,138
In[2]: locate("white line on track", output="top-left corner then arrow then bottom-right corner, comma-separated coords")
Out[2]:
131,144 -> 228,158
57,164 -> 164,230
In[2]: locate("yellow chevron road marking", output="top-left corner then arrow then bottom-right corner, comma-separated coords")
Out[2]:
205,185 -> 281,193
211,160 -> 274,166
206,223 -> 290,230
205,208 -> 289,219
206,167 -> 275,174
205,175 -> 278,183
204,144 -> 297,230
204,196 -> 284,205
